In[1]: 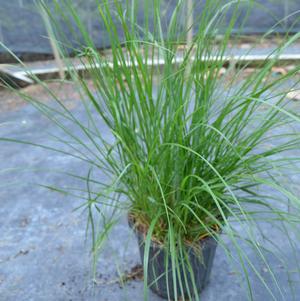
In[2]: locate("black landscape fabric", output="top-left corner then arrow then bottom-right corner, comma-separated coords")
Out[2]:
0,0 -> 299,58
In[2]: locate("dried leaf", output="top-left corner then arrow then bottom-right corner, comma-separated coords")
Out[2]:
287,90 -> 300,101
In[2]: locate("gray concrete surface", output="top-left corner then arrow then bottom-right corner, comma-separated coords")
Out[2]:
0,80 -> 300,301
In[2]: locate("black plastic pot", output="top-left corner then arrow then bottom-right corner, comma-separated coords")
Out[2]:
129,217 -> 217,300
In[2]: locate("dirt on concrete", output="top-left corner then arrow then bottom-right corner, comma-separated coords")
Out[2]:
0,79 -> 96,113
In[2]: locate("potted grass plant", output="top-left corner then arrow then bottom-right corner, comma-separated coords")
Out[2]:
1,0 -> 300,300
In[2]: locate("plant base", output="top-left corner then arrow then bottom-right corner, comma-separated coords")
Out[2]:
129,216 -> 217,300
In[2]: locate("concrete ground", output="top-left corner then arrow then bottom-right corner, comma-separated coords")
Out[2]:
0,75 -> 300,301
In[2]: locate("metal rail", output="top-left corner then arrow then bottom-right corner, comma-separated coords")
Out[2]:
0,53 -> 299,88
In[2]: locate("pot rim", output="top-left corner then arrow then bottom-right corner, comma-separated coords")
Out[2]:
128,212 -> 220,249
